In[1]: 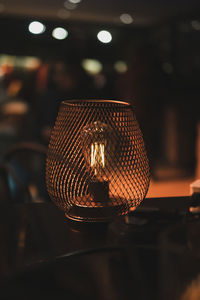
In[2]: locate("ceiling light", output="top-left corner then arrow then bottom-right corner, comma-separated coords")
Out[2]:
64,1 -> 77,10
120,13 -> 133,24
68,0 -> 82,3
114,61 -> 128,73
97,30 -> 112,44
28,21 -> 46,35
52,27 -> 68,40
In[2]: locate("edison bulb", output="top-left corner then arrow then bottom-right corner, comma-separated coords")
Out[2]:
82,121 -> 116,203
82,121 -> 115,182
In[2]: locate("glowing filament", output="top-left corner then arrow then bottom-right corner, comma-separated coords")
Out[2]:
91,142 -> 105,177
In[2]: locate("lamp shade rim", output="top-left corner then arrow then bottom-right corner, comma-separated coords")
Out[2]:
61,99 -> 132,107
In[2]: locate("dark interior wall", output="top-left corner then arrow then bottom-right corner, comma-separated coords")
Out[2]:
0,16 -> 200,176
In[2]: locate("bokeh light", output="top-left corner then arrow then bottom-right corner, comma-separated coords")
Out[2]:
64,1 -> 77,10
28,21 -> 46,34
57,9 -> 71,19
120,13 -> 133,24
52,27 -> 68,40
82,59 -> 103,74
97,30 -> 112,43
114,61 -> 128,73
68,0 -> 82,3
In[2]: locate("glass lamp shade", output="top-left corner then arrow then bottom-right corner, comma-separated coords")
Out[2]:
46,100 -> 150,222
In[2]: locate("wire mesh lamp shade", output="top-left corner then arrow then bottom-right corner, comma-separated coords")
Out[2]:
46,100 -> 150,222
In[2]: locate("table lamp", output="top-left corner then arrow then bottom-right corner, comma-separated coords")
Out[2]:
46,100 -> 150,222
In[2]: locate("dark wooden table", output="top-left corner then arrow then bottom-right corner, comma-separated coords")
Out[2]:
0,196 -> 199,300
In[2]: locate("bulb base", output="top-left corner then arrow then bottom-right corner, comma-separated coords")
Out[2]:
65,198 -> 128,223
89,179 -> 109,203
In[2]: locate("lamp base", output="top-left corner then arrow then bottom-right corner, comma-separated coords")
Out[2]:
65,198 -> 128,223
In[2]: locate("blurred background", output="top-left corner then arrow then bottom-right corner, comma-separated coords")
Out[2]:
0,0 -> 200,199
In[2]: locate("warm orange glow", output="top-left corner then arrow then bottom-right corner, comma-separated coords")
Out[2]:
91,142 -> 105,177
7,80 -> 22,97
147,179 -> 191,198
62,99 -> 131,106
130,206 -> 137,211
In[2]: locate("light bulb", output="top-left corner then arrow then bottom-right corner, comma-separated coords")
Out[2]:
90,142 -> 105,178
82,121 -> 115,203
82,121 -> 114,180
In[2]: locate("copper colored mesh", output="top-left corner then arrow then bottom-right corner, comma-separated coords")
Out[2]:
46,100 -> 150,222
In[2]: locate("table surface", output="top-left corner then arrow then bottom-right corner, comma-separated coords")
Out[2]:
0,196 -> 198,300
